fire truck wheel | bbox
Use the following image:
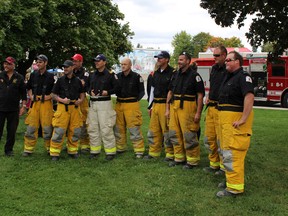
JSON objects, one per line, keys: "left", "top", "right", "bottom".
{"left": 282, "top": 93, "right": 288, "bottom": 108}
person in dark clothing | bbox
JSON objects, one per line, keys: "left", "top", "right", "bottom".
{"left": 0, "top": 57, "right": 27, "bottom": 156}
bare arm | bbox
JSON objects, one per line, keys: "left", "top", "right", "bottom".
{"left": 165, "top": 90, "right": 173, "bottom": 118}
{"left": 233, "top": 92, "right": 254, "bottom": 128}
{"left": 194, "top": 92, "right": 204, "bottom": 123}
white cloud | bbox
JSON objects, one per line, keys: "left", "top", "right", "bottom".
{"left": 113, "top": 0, "right": 253, "bottom": 52}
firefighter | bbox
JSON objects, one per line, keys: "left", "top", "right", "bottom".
{"left": 23, "top": 54, "right": 54, "bottom": 156}
{"left": 0, "top": 57, "right": 27, "bottom": 156}
{"left": 203, "top": 46, "right": 227, "bottom": 174}
{"left": 87, "top": 54, "right": 119, "bottom": 161}
{"left": 144, "top": 51, "right": 175, "bottom": 160}
{"left": 71, "top": 53, "right": 90, "bottom": 153}
{"left": 166, "top": 52, "right": 205, "bottom": 169}
{"left": 50, "top": 60, "right": 85, "bottom": 161}
{"left": 216, "top": 51, "right": 254, "bottom": 197}
{"left": 114, "top": 58, "right": 145, "bottom": 158}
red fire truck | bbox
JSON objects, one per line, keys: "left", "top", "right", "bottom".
{"left": 195, "top": 55, "right": 288, "bottom": 107}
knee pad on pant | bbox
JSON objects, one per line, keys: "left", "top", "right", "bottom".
{"left": 52, "top": 127, "right": 65, "bottom": 143}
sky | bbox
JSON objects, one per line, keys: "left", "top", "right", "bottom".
{"left": 112, "top": 0, "right": 253, "bottom": 52}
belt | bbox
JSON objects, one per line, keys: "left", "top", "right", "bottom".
{"left": 90, "top": 96, "right": 111, "bottom": 101}
{"left": 117, "top": 97, "right": 137, "bottom": 103}
{"left": 59, "top": 100, "right": 78, "bottom": 111}
{"left": 173, "top": 96, "right": 196, "bottom": 101}
{"left": 153, "top": 98, "right": 166, "bottom": 103}
{"left": 218, "top": 105, "right": 243, "bottom": 112}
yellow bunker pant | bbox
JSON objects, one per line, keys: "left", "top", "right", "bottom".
{"left": 169, "top": 99, "right": 200, "bottom": 165}
{"left": 87, "top": 100, "right": 116, "bottom": 155}
{"left": 147, "top": 100, "right": 173, "bottom": 158}
{"left": 50, "top": 103, "right": 82, "bottom": 156}
{"left": 204, "top": 103, "right": 221, "bottom": 169}
{"left": 24, "top": 99, "right": 53, "bottom": 153}
{"left": 114, "top": 99, "right": 145, "bottom": 155}
{"left": 219, "top": 107, "right": 253, "bottom": 194}
{"left": 79, "top": 96, "right": 90, "bottom": 150}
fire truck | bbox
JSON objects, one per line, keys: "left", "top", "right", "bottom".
{"left": 195, "top": 54, "right": 288, "bottom": 107}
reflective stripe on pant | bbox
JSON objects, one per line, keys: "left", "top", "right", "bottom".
{"left": 147, "top": 102, "right": 173, "bottom": 158}
{"left": 204, "top": 105, "right": 221, "bottom": 169}
{"left": 87, "top": 100, "right": 116, "bottom": 155}
{"left": 79, "top": 96, "right": 90, "bottom": 150}
{"left": 169, "top": 100, "right": 200, "bottom": 165}
{"left": 24, "top": 100, "right": 53, "bottom": 153}
{"left": 50, "top": 103, "right": 82, "bottom": 156}
{"left": 219, "top": 109, "right": 253, "bottom": 193}
{"left": 114, "top": 101, "right": 145, "bottom": 154}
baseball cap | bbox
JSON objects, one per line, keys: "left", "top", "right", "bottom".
{"left": 154, "top": 51, "right": 170, "bottom": 59}
{"left": 93, "top": 54, "right": 106, "bottom": 62}
{"left": 36, "top": 54, "right": 48, "bottom": 62}
{"left": 179, "top": 51, "right": 191, "bottom": 61}
{"left": 71, "top": 54, "right": 83, "bottom": 61}
{"left": 4, "top": 56, "right": 16, "bottom": 64}
{"left": 62, "top": 60, "right": 74, "bottom": 67}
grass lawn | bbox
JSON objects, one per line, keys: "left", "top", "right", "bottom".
{"left": 0, "top": 100, "right": 287, "bottom": 216}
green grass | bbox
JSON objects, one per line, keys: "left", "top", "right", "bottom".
{"left": 0, "top": 101, "right": 287, "bottom": 216}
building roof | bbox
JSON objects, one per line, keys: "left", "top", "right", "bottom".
{"left": 206, "top": 47, "right": 252, "bottom": 53}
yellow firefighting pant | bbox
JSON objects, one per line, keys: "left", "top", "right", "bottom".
{"left": 87, "top": 100, "right": 116, "bottom": 155}
{"left": 147, "top": 101, "right": 173, "bottom": 158}
{"left": 204, "top": 104, "right": 221, "bottom": 169}
{"left": 114, "top": 100, "right": 145, "bottom": 155}
{"left": 79, "top": 96, "right": 90, "bottom": 150}
{"left": 24, "top": 99, "right": 53, "bottom": 153}
{"left": 219, "top": 108, "right": 254, "bottom": 194}
{"left": 169, "top": 99, "right": 200, "bottom": 165}
{"left": 50, "top": 103, "right": 82, "bottom": 156}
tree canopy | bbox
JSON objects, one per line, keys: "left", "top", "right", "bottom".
{"left": 0, "top": 0, "right": 134, "bottom": 74}
{"left": 200, "top": 0, "right": 288, "bottom": 55}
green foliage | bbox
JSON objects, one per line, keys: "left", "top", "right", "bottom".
{"left": 0, "top": 101, "right": 288, "bottom": 215}
{"left": 191, "top": 32, "right": 213, "bottom": 58}
{"left": 261, "top": 42, "right": 275, "bottom": 52}
{"left": 200, "top": 0, "right": 288, "bottom": 55}
{"left": 0, "top": 0, "right": 134, "bottom": 73}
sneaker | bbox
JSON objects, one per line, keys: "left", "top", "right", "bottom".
{"left": 22, "top": 152, "right": 31, "bottom": 157}
{"left": 218, "top": 182, "right": 227, "bottom": 189}
{"left": 135, "top": 154, "right": 143, "bottom": 159}
{"left": 216, "top": 190, "right": 238, "bottom": 198}
{"left": 203, "top": 167, "right": 219, "bottom": 173}
{"left": 143, "top": 155, "right": 156, "bottom": 160}
{"left": 168, "top": 161, "right": 185, "bottom": 167}
{"left": 215, "top": 170, "right": 225, "bottom": 176}
{"left": 5, "top": 151, "right": 14, "bottom": 157}
{"left": 51, "top": 156, "right": 59, "bottom": 161}
{"left": 163, "top": 157, "right": 174, "bottom": 162}
{"left": 183, "top": 163, "right": 198, "bottom": 170}
{"left": 68, "top": 154, "right": 79, "bottom": 159}
{"left": 105, "top": 155, "right": 115, "bottom": 161}
{"left": 89, "top": 153, "right": 99, "bottom": 159}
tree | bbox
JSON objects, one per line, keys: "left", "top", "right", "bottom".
{"left": 0, "top": 0, "right": 134, "bottom": 74}
{"left": 200, "top": 0, "right": 288, "bottom": 55}
{"left": 171, "top": 31, "right": 193, "bottom": 66}
{"left": 191, "top": 32, "right": 213, "bottom": 57}
{"left": 261, "top": 42, "right": 274, "bottom": 52}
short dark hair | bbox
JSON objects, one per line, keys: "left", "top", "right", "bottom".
{"left": 229, "top": 51, "right": 243, "bottom": 66}
{"left": 218, "top": 45, "right": 227, "bottom": 56}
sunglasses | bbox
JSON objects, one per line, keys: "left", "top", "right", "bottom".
{"left": 225, "top": 58, "right": 237, "bottom": 63}
{"left": 213, "top": 54, "right": 221, "bottom": 57}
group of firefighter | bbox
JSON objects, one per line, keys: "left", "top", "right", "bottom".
{"left": 0, "top": 46, "right": 254, "bottom": 198}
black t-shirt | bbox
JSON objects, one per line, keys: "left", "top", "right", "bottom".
{"left": 26, "top": 71, "right": 54, "bottom": 95}
{"left": 116, "top": 71, "right": 144, "bottom": 100}
{"left": 169, "top": 67, "right": 205, "bottom": 96}
{"left": 52, "top": 75, "right": 84, "bottom": 100}
{"left": 219, "top": 67, "right": 254, "bottom": 106}
{"left": 88, "top": 68, "right": 119, "bottom": 96}
{"left": 73, "top": 66, "right": 89, "bottom": 92}
{"left": 151, "top": 65, "right": 174, "bottom": 98}
{"left": 209, "top": 64, "right": 226, "bottom": 101}
{"left": 0, "top": 71, "right": 27, "bottom": 111}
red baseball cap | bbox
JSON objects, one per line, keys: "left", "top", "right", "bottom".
{"left": 71, "top": 54, "right": 83, "bottom": 61}
{"left": 4, "top": 56, "right": 16, "bottom": 64}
